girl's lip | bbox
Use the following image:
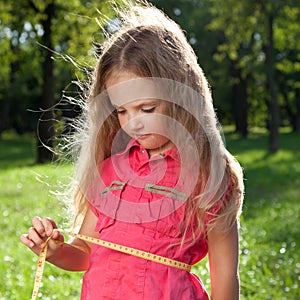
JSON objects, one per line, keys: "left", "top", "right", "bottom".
{"left": 136, "top": 134, "right": 150, "bottom": 140}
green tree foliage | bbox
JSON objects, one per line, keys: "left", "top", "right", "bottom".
{"left": 151, "top": 0, "right": 300, "bottom": 149}
{"left": 0, "top": 0, "right": 300, "bottom": 157}
{"left": 0, "top": 0, "right": 119, "bottom": 162}
{"left": 208, "top": 0, "right": 300, "bottom": 150}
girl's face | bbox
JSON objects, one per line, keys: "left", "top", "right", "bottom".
{"left": 106, "top": 71, "right": 173, "bottom": 157}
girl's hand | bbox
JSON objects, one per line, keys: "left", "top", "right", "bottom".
{"left": 20, "top": 216, "right": 64, "bottom": 258}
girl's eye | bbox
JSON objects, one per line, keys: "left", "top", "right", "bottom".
{"left": 116, "top": 109, "right": 126, "bottom": 114}
{"left": 142, "top": 107, "right": 156, "bottom": 113}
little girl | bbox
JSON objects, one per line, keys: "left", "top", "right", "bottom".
{"left": 21, "top": 2, "right": 244, "bottom": 299}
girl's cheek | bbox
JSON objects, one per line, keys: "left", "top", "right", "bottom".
{"left": 117, "top": 116, "right": 127, "bottom": 128}
{"left": 152, "top": 116, "right": 168, "bottom": 132}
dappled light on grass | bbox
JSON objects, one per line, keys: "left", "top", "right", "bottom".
{"left": 0, "top": 133, "right": 81, "bottom": 299}
{"left": 225, "top": 129, "right": 300, "bottom": 299}
{"left": 239, "top": 222, "right": 299, "bottom": 298}
{"left": 0, "top": 131, "right": 36, "bottom": 169}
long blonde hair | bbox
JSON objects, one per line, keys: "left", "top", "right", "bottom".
{"left": 70, "top": 1, "right": 244, "bottom": 238}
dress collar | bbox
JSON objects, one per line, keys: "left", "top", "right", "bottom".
{"left": 116, "top": 139, "right": 180, "bottom": 162}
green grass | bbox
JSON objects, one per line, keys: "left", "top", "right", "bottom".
{"left": 195, "top": 128, "right": 300, "bottom": 299}
{"left": 0, "top": 132, "right": 82, "bottom": 299}
{"left": 1, "top": 129, "right": 299, "bottom": 299}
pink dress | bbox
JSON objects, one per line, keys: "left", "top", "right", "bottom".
{"left": 81, "top": 140, "right": 211, "bottom": 299}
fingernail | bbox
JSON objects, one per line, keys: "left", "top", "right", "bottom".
{"left": 46, "top": 230, "right": 52, "bottom": 236}
{"left": 30, "top": 242, "right": 34, "bottom": 248}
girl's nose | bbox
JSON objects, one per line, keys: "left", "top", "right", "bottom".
{"left": 126, "top": 116, "right": 144, "bottom": 131}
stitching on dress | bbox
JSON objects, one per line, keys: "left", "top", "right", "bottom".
{"left": 145, "top": 183, "right": 187, "bottom": 201}
{"left": 101, "top": 180, "right": 126, "bottom": 197}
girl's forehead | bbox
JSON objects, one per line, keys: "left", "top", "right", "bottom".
{"left": 105, "top": 70, "right": 140, "bottom": 87}
{"left": 105, "top": 73, "right": 164, "bottom": 107}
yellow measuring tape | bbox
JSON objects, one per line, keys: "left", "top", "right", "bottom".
{"left": 31, "top": 229, "right": 192, "bottom": 299}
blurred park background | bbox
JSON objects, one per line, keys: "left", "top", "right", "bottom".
{"left": 0, "top": 0, "right": 299, "bottom": 299}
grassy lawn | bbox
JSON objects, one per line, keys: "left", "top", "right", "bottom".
{"left": 1, "top": 129, "right": 299, "bottom": 299}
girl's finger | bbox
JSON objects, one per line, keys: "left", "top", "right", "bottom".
{"left": 40, "top": 217, "right": 57, "bottom": 237}
{"left": 20, "top": 233, "right": 35, "bottom": 248}
{"left": 51, "top": 230, "right": 62, "bottom": 240}
{"left": 32, "top": 216, "right": 47, "bottom": 238}
{"left": 27, "top": 227, "right": 45, "bottom": 247}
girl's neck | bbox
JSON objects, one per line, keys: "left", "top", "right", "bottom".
{"left": 148, "top": 140, "right": 175, "bottom": 158}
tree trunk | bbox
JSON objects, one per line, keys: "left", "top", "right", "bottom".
{"left": 283, "top": 91, "right": 300, "bottom": 132}
{"left": 294, "top": 89, "right": 300, "bottom": 131}
{"left": 265, "top": 14, "right": 279, "bottom": 152}
{"left": 37, "top": 1, "right": 55, "bottom": 163}
{"left": 232, "top": 67, "right": 248, "bottom": 138}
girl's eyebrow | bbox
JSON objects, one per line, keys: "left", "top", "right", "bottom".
{"left": 113, "top": 99, "right": 159, "bottom": 109}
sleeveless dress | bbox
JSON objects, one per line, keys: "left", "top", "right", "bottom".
{"left": 81, "top": 140, "right": 212, "bottom": 299}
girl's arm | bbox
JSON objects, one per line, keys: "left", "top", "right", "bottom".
{"left": 207, "top": 222, "right": 240, "bottom": 300}
{"left": 20, "top": 207, "right": 98, "bottom": 272}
